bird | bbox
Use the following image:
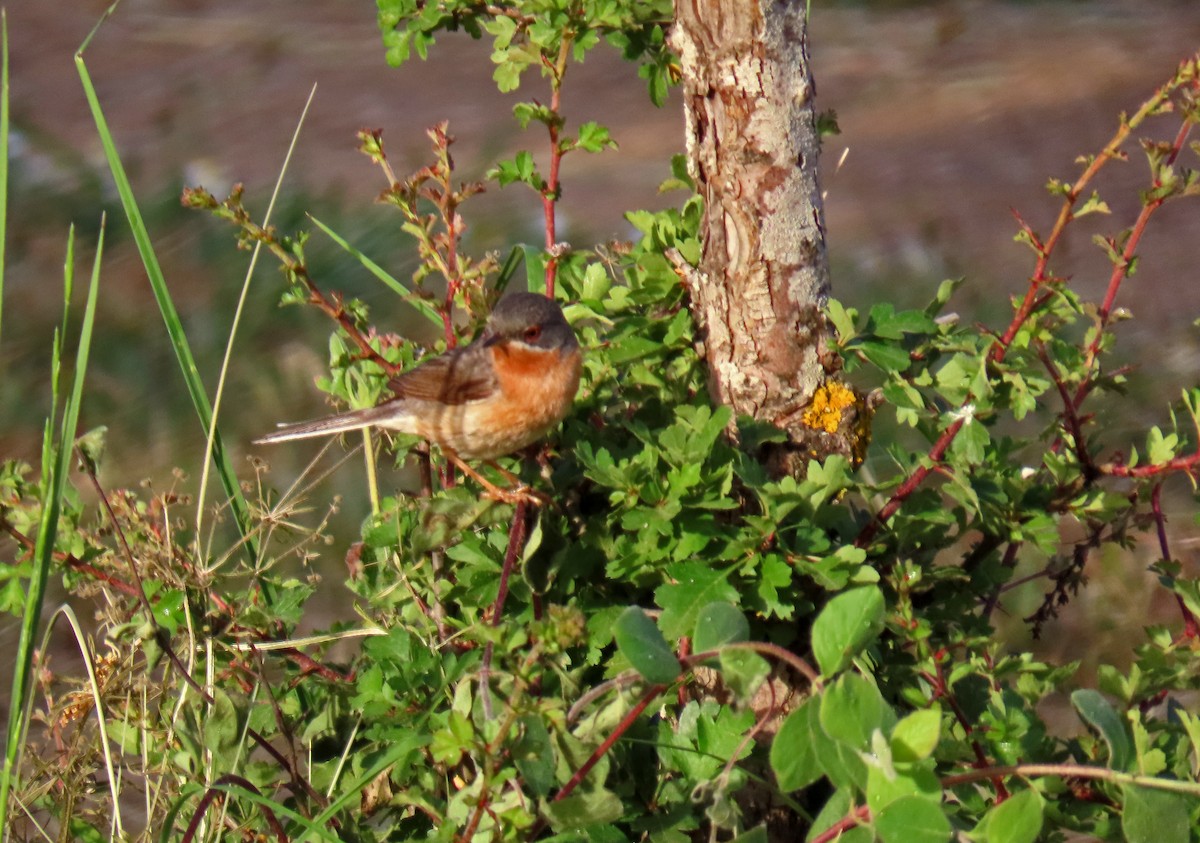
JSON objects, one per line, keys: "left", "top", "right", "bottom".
{"left": 256, "top": 292, "right": 582, "bottom": 504}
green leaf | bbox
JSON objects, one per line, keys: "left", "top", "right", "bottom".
{"left": 1146, "top": 425, "right": 1179, "bottom": 465}
{"left": 866, "top": 763, "right": 941, "bottom": 814}
{"left": 1071, "top": 689, "right": 1133, "bottom": 770}
{"left": 820, "top": 673, "right": 894, "bottom": 750}
{"left": 575, "top": 121, "right": 616, "bottom": 153}
{"left": 730, "top": 827, "right": 768, "bottom": 843}
{"left": 872, "top": 308, "right": 936, "bottom": 339}
{"left": 513, "top": 716, "right": 556, "bottom": 797}
{"left": 811, "top": 586, "right": 886, "bottom": 676}
{"left": 541, "top": 787, "right": 625, "bottom": 831}
{"left": 770, "top": 697, "right": 825, "bottom": 792}
{"left": 1121, "top": 784, "right": 1190, "bottom": 843}
{"left": 858, "top": 340, "right": 912, "bottom": 372}
{"left": 950, "top": 413, "right": 990, "bottom": 465}
{"left": 874, "top": 795, "right": 951, "bottom": 843}
{"left": 719, "top": 649, "right": 770, "bottom": 702}
{"left": 692, "top": 602, "right": 749, "bottom": 654}
{"left": 655, "top": 562, "right": 738, "bottom": 640}
{"left": 972, "top": 788, "right": 1044, "bottom": 843}
{"left": 612, "top": 607, "right": 680, "bottom": 684}
{"left": 891, "top": 707, "right": 942, "bottom": 763}
{"left": 826, "top": 299, "right": 857, "bottom": 341}
{"left": 203, "top": 689, "right": 242, "bottom": 765}
{"left": 807, "top": 788, "right": 872, "bottom": 843}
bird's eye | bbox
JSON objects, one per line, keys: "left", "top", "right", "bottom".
{"left": 523, "top": 325, "right": 542, "bottom": 342}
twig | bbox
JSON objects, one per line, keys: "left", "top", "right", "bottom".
{"left": 1150, "top": 483, "right": 1200, "bottom": 640}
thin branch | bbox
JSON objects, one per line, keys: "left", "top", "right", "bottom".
{"left": 1151, "top": 482, "right": 1200, "bottom": 640}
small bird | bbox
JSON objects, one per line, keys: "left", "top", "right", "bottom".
{"left": 256, "top": 292, "right": 582, "bottom": 503}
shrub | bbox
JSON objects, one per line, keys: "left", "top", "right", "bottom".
{"left": 3, "top": 3, "right": 1200, "bottom": 842}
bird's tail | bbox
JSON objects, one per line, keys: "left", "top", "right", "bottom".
{"left": 254, "top": 403, "right": 409, "bottom": 445}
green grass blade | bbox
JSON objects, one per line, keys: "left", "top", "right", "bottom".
{"left": 75, "top": 35, "right": 258, "bottom": 563}
{"left": 0, "top": 220, "right": 104, "bottom": 829}
{"left": 295, "top": 735, "right": 427, "bottom": 842}
{"left": 0, "top": 9, "right": 9, "bottom": 348}
{"left": 196, "top": 83, "right": 316, "bottom": 571}
{"left": 308, "top": 214, "right": 443, "bottom": 328}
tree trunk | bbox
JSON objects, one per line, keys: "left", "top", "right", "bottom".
{"left": 671, "top": 0, "right": 866, "bottom": 474}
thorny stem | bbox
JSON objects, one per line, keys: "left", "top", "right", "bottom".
{"left": 457, "top": 644, "right": 544, "bottom": 843}
{"left": 541, "top": 35, "right": 573, "bottom": 299}
{"left": 1036, "top": 341, "right": 1098, "bottom": 480}
{"left": 181, "top": 775, "right": 286, "bottom": 843}
{"left": 184, "top": 187, "right": 402, "bottom": 377}
{"left": 923, "top": 658, "right": 1009, "bottom": 800}
{"left": 480, "top": 499, "right": 531, "bottom": 718}
{"left": 809, "top": 805, "right": 872, "bottom": 843}
{"left": 1103, "top": 449, "right": 1200, "bottom": 478}
{"left": 490, "top": 500, "right": 530, "bottom": 626}
{"left": 814, "top": 760, "right": 1200, "bottom": 843}
{"left": 856, "top": 56, "right": 1200, "bottom": 548}
{"left": 993, "top": 63, "right": 1191, "bottom": 357}
{"left": 1151, "top": 483, "right": 1200, "bottom": 639}
{"left": 1093, "top": 117, "right": 1194, "bottom": 329}
{"left": 856, "top": 417, "right": 964, "bottom": 547}
{"left": 941, "top": 762, "right": 1200, "bottom": 796}
{"left": 362, "top": 125, "right": 485, "bottom": 348}
{"left": 552, "top": 682, "right": 668, "bottom": 805}
{"left": 1067, "top": 115, "right": 1197, "bottom": 404}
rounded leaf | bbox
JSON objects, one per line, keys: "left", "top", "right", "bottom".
{"left": 874, "top": 795, "right": 951, "bottom": 843}
{"left": 891, "top": 707, "right": 942, "bottom": 763}
{"left": 693, "top": 601, "right": 749, "bottom": 654}
{"left": 812, "top": 586, "right": 886, "bottom": 676}
{"left": 613, "top": 606, "right": 680, "bottom": 684}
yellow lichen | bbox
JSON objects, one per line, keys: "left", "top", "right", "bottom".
{"left": 801, "top": 381, "right": 858, "bottom": 434}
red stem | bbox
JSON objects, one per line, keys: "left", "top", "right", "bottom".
{"left": 856, "top": 67, "right": 1197, "bottom": 547}
{"left": 809, "top": 805, "right": 872, "bottom": 843}
{"left": 925, "top": 659, "right": 1009, "bottom": 800}
{"left": 1105, "top": 450, "right": 1200, "bottom": 478}
{"left": 552, "top": 682, "right": 667, "bottom": 803}
{"left": 856, "top": 417, "right": 964, "bottom": 546}
{"left": 181, "top": 775, "right": 286, "bottom": 843}
{"left": 490, "top": 500, "right": 530, "bottom": 625}
{"left": 1036, "top": 341, "right": 1097, "bottom": 479}
{"left": 1151, "top": 483, "right": 1200, "bottom": 640}
{"left": 543, "top": 85, "right": 562, "bottom": 299}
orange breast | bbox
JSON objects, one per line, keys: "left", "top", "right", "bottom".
{"left": 459, "top": 344, "right": 581, "bottom": 459}
{"left": 401, "top": 344, "right": 580, "bottom": 460}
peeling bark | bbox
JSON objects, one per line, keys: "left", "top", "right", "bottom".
{"left": 672, "top": 0, "right": 864, "bottom": 473}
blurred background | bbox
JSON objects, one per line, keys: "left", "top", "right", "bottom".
{"left": 4, "top": 0, "right": 1200, "bottom": 671}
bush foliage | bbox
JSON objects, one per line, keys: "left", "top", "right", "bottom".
{"left": 4, "top": 2, "right": 1200, "bottom": 842}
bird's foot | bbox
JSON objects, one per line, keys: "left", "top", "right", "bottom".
{"left": 483, "top": 483, "right": 552, "bottom": 508}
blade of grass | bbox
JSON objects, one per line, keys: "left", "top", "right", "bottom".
{"left": 0, "top": 9, "right": 9, "bottom": 348}
{"left": 294, "top": 735, "right": 428, "bottom": 842}
{"left": 75, "top": 14, "right": 260, "bottom": 570}
{"left": 42, "top": 604, "right": 125, "bottom": 838}
{"left": 309, "top": 214, "right": 443, "bottom": 328}
{"left": 0, "top": 220, "right": 104, "bottom": 829}
{"left": 195, "top": 83, "right": 316, "bottom": 565}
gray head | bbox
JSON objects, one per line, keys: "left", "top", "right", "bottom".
{"left": 483, "top": 292, "right": 578, "bottom": 352}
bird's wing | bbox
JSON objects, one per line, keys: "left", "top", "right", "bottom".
{"left": 387, "top": 344, "right": 497, "bottom": 404}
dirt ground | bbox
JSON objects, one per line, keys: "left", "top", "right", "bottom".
{"left": 10, "top": 1, "right": 1200, "bottom": 308}
{"left": 3, "top": 0, "right": 1200, "bottom": 674}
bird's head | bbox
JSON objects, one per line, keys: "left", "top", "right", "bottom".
{"left": 482, "top": 292, "right": 578, "bottom": 353}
